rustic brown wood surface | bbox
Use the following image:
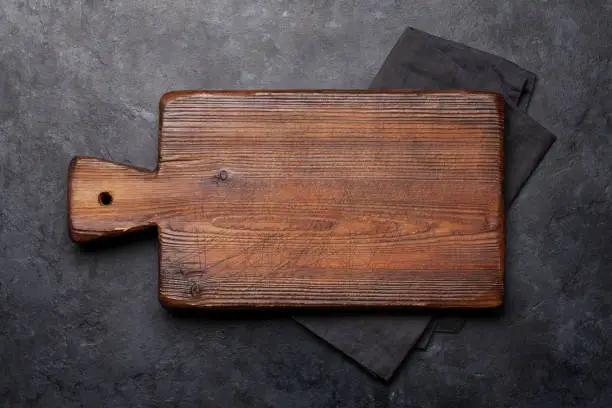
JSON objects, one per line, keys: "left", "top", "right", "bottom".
{"left": 68, "top": 90, "right": 505, "bottom": 309}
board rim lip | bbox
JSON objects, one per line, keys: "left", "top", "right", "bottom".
{"left": 159, "top": 89, "right": 505, "bottom": 109}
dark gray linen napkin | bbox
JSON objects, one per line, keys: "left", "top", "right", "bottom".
{"left": 295, "top": 27, "right": 556, "bottom": 380}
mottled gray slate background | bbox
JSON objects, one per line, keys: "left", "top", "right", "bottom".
{"left": 1, "top": 1, "right": 611, "bottom": 407}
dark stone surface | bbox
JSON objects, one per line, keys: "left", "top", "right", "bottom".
{"left": 1, "top": 1, "right": 611, "bottom": 407}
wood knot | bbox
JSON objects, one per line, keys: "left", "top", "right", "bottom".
{"left": 189, "top": 281, "right": 203, "bottom": 297}
{"left": 213, "top": 169, "right": 231, "bottom": 184}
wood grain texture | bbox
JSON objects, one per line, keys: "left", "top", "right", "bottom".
{"left": 68, "top": 90, "right": 505, "bottom": 309}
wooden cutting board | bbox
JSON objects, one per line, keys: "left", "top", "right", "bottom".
{"left": 68, "top": 90, "right": 504, "bottom": 309}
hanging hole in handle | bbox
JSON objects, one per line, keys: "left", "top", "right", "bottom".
{"left": 98, "top": 191, "right": 113, "bottom": 206}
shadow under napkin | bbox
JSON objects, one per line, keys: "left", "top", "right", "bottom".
{"left": 295, "top": 27, "right": 556, "bottom": 381}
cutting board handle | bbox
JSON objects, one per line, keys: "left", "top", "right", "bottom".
{"left": 68, "top": 157, "right": 159, "bottom": 242}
